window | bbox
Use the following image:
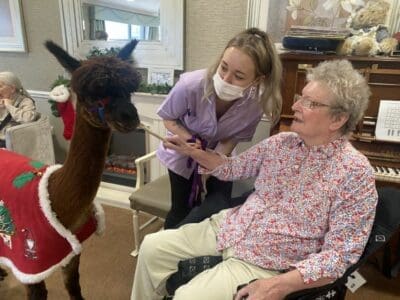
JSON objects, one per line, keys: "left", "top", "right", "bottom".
{"left": 105, "top": 20, "right": 129, "bottom": 40}
{"left": 104, "top": 21, "right": 159, "bottom": 41}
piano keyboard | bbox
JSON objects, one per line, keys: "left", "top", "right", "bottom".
{"left": 373, "top": 165, "right": 400, "bottom": 183}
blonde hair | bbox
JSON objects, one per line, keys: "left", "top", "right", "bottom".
{"left": 307, "top": 60, "right": 371, "bottom": 134}
{"left": 204, "top": 28, "right": 282, "bottom": 125}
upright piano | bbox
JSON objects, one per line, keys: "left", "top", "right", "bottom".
{"left": 278, "top": 53, "right": 400, "bottom": 188}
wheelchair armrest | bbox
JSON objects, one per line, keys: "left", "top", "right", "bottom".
{"left": 284, "top": 279, "right": 346, "bottom": 300}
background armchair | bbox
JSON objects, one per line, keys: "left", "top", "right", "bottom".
{"left": 5, "top": 115, "right": 55, "bottom": 165}
{"left": 129, "top": 150, "right": 171, "bottom": 257}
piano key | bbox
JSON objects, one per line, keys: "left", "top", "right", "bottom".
{"left": 388, "top": 167, "right": 397, "bottom": 176}
{"left": 374, "top": 165, "right": 400, "bottom": 183}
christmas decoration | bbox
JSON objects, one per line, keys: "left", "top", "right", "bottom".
{"left": 48, "top": 76, "right": 76, "bottom": 140}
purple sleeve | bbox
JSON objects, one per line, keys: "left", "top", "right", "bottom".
{"left": 157, "top": 76, "right": 189, "bottom": 120}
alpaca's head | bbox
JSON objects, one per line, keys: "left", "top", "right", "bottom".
{"left": 45, "top": 40, "right": 141, "bottom": 132}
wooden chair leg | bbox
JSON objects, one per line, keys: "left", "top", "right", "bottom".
{"left": 130, "top": 209, "right": 162, "bottom": 257}
{"left": 131, "top": 209, "right": 140, "bottom": 257}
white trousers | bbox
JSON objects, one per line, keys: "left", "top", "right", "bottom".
{"left": 131, "top": 210, "right": 279, "bottom": 300}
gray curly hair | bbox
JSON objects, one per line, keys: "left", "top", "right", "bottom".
{"left": 307, "top": 60, "right": 371, "bottom": 134}
{"left": 0, "top": 71, "right": 31, "bottom": 99}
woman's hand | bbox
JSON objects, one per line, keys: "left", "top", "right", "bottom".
{"left": 0, "top": 98, "right": 12, "bottom": 106}
{"left": 0, "top": 98, "right": 12, "bottom": 108}
{"left": 234, "top": 278, "right": 287, "bottom": 300}
{"left": 164, "top": 135, "right": 225, "bottom": 170}
{"left": 163, "top": 135, "right": 201, "bottom": 155}
{"left": 193, "top": 138, "right": 202, "bottom": 149}
{"left": 234, "top": 270, "right": 331, "bottom": 300}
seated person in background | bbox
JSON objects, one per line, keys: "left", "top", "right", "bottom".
{"left": 0, "top": 71, "right": 39, "bottom": 148}
{"left": 131, "top": 60, "right": 378, "bottom": 300}
{"left": 157, "top": 27, "right": 282, "bottom": 229}
{"left": 95, "top": 30, "right": 108, "bottom": 40}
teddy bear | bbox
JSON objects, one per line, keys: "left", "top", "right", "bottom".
{"left": 337, "top": 0, "right": 398, "bottom": 56}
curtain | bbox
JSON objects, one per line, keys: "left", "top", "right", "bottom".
{"left": 88, "top": 6, "right": 105, "bottom": 40}
{"left": 145, "top": 27, "right": 159, "bottom": 40}
{"left": 387, "top": 0, "right": 400, "bottom": 35}
{"left": 94, "top": 6, "right": 160, "bottom": 27}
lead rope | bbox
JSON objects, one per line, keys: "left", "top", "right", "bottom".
{"left": 186, "top": 135, "right": 207, "bottom": 208}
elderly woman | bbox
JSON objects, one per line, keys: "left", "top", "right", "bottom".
{"left": 0, "top": 71, "right": 39, "bottom": 148}
{"left": 131, "top": 60, "right": 378, "bottom": 300}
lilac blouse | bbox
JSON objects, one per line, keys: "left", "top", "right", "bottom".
{"left": 156, "top": 69, "right": 263, "bottom": 178}
{"left": 208, "top": 132, "right": 378, "bottom": 283}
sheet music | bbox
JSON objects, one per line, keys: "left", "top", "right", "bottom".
{"left": 375, "top": 100, "right": 400, "bottom": 142}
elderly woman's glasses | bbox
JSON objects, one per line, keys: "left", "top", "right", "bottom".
{"left": 293, "top": 94, "right": 332, "bottom": 109}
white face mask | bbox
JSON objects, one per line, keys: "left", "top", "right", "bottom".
{"left": 213, "top": 72, "right": 247, "bottom": 102}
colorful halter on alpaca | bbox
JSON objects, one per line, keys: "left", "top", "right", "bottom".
{"left": 88, "top": 97, "right": 110, "bottom": 125}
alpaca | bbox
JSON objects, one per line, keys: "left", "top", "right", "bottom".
{"left": 0, "top": 40, "right": 142, "bottom": 299}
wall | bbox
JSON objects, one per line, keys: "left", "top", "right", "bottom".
{"left": 0, "top": 0, "right": 249, "bottom": 160}
{"left": 0, "top": 0, "right": 248, "bottom": 89}
{"left": 0, "top": 0, "right": 65, "bottom": 90}
{"left": 185, "top": 0, "right": 248, "bottom": 70}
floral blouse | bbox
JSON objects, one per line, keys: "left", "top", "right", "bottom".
{"left": 209, "top": 132, "right": 378, "bottom": 283}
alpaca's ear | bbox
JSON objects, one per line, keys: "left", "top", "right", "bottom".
{"left": 117, "top": 39, "right": 139, "bottom": 61}
{"left": 45, "top": 40, "right": 81, "bottom": 73}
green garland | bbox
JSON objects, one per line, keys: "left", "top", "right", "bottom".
{"left": 137, "top": 82, "right": 172, "bottom": 94}
{"left": 86, "top": 46, "right": 122, "bottom": 58}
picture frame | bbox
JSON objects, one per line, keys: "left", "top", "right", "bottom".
{"left": 147, "top": 67, "right": 174, "bottom": 86}
{"left": 0, "top": 0, "right": 27, "bottom": 52}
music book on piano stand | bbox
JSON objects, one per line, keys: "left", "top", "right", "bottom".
{"left": 375, "top": 100, "right": 400, "bottom": 143}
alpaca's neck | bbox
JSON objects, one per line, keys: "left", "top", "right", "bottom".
{"left": 48, "top": 105, "right": 111, "bottom": 229}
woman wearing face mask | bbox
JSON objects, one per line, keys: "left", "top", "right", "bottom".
{"left": 157, "top": 27, "right": 282, "bottom": 229}
{"left": 0, "top": 71, "right": 39, "bottom": 148}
